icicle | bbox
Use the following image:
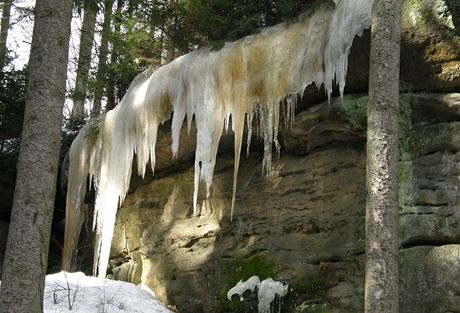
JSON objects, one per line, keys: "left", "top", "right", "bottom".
{"left": 63, "top": 0, "right": 372, "bottom": 277}
{"left": 246, "top": 112, "right": 254, "bottom": 157}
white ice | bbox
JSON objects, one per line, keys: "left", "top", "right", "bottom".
{"left": 63, "top": 0, "right": 372, "bottom": 278}
{"left": 257, "top": 278, "right": 289, "bottom": 313}
{"left": 227, "top": 275, "right": 261, "bottom": 301}
{"left": 227, "top": 276, "right": 289, "bottom": 313}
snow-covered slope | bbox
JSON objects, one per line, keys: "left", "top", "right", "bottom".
{"left": 44, "top": 272, "right": 172, "bottom": 313}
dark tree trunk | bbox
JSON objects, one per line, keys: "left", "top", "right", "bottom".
{"left": 0, "top": 0, "right": 73, "bottom": 311}
{"left": 365, "top": 0, "right": 402, "bottom": 312}
{"left": 70, "top": 0, "right": 97, "bottom": 122}
{"left": 105, "top": 0, "right": 123, "bottom": 112}
{"left": 91, "top": 0, "right": 113, "bottom": 118}
{"left": 446, "top": 0, "right": 460, "bottom": 31}
{"left": 0, "top": 0, "right": 13, "bottom": 71}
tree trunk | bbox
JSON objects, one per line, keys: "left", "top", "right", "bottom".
{"left": 91, "top": 0, "right": 113, "bottom": 118}
{"left": 446, "top": 0, "right": 460, "bottom": 31}
{"left": 70, "top": 0, "right": 97, "bottom": 122}
{"left": 0, "top": 0, "right": 72, "bottom": 311}
{"left": 0, "top": 0, "right": 13, "bottom": 71}
{"left": 105, "top": 0, "right": 123, "bottom": 112}
{"left": 365, "top": 1, "right": 401, "bottom": 313}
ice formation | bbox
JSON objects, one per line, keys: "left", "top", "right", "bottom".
{"left": 63, "top": 0, "right": 372, "bottom": 278}
{"left": 257, "top": 278, "right": 289, "bottom": 313}
{"left": 227, "top": 275, "right": 261, "bottom": 301}
{"left": 227, "top": 276, "right": 288, "bottom": 313}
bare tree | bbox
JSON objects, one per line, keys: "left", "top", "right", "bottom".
{"left": 365, "top": 0, "right": 402, "bottom": 312}
{"left": 0, "top": 0, "right": 73, "bottom": 311}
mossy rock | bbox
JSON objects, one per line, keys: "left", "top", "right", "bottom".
{"left": 283, "top": 274, "right": 330, "bottom": 312}
{"left": 402, "top": 0, "right": 455, "bottom": 29}
{"left": 217, "top": 253, "right": 281, "bottom": 312}
{"left": 293, "top": 302, "right": 330, "bottom": 313}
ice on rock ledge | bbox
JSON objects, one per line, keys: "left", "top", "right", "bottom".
{"left": 63, "top": 0, "right": 372, "bottom": 278}
{"left": 227, "top": 275, "right": 261, "bottom": 301}
{"left": 227, "top": 276, "right": 289, "bottom": 313}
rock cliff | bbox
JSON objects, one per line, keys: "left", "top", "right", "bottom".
{"left": 102, "top": 1, "right": 460, "bottom": 312}
{"left": 109, "top": 92, "right": 459, "bottom": 313}
{"left": 0, "top": 1, "right": 457, "bottom": 311}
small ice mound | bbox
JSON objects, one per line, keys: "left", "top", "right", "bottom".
{"left": 227, "top": 276, "right": 288, "bottom": 313}
{"left": 257, "top": 278, "right": 288, "bottom": 313}
{"left": 227, "top": 275, "right": 261, "bottom": 301}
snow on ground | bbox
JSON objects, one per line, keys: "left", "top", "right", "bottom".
{"left": 44, "top": 271, "right": 172, "bottom": 313}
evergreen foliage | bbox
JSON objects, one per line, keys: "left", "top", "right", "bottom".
{"left": 96, "top": 0, "right": 330, "bottom": 113}
{"left": 0, "top": 68, "right": 27, "bottom": 153}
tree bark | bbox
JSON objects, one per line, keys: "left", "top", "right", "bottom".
{"left": 0, "top": 0, "right": 73, "bottom": 312}
{"left": 105, "top": 0, "right": 123, "bottom": 112}
{"left": 70, "top": 0, "right": 97, "bottom": 122}
{"left": 446, "top": 0, "right": 460, "bottom": 31}
{"left": 0, "top": 0, "right": 13, "bottom": 71}
{"left": 365, "top": 1, "right": 401, "bottom": 313}
{"left": 91, "top": 0, "right": 113, "bottom": 118}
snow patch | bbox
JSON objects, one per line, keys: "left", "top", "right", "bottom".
{"left": 44, "top": 271, "right": 172, "bottom": 313}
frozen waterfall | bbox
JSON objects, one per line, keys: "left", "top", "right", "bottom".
{"left": 63, "top": 0, "right": 372, "bottom": 278}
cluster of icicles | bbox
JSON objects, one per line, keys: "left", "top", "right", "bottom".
{"left": 63, "top": 0, "right": 372, "bottom": 278}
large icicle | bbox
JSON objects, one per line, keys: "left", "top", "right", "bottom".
{"left": 63, "top": 0, "right": 372, "bottom": 278}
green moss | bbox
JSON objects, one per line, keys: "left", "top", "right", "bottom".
{"left": 214, "top": 255, "right": 333, "bottom": 312}
{"left": 402, "top": 0, "right": 451, "bottom": 29}
{"left": 340, "top": 96, "right": 368, "bottom": 131}
{"left": 218, "top": 254, "right": 280, "bottom": 312}
{"left": 284, "top": 275, "right": 327, "bottom": 311}
{"left": 399, "top": 96, "right": 413, "bottom": 161}
{"left": 226, "top": 254, "right": 280, "bottom": 285}
{"left": 153, "top": 178, "right": 177, "bottom": 200}
{"left": 399, "top": 161, "right": 413, "bottom": 185}
{"left": 399, "top": 160, "right": 414, "bottom": 208}
{"left": 301, "top": 303, "right": 330, "bottom": 313}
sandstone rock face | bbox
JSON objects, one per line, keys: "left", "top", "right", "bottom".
{"left": 106, "top": 2, "right": 460, "bottom": 311}
{"left": 110, "top": 93, "right": 460, "bottom": 313}
{"left": 341, "top": 0, "right": 460, "bottom": 98}
{"left": 400, "top": 245, "right": 460, "bottom": 313}
{"left": 87, "top": 1, "right": 460, "bottom": 312}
